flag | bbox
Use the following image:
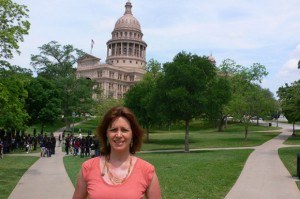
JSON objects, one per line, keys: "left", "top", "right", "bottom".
{"left": 91, "top": 39, "right": 95, "bottom": 49}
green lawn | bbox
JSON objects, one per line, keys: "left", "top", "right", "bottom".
{"left": 64, "top": 149, "right": 253, "bottom": 199}
{"left": 278, "top": 147, "right": 300, "bottom": 189}
{"left": 0, "top": 156, "right": 38, "bottom": 199}
{"left": 279, "top": 130, "right": 300, "bottom": 190}
{"left": 283, "top": 130, "right": 300, "bottom": 145}
{"left": 142, "top": 129, "right": 280, "bottom": 151}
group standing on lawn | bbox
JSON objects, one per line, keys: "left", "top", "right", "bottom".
{"left": 63, "top": 131, "right": 100, "bottom": 158}
{"left": 0, "top": 128, "right": 56, "bottom": 157}
{"left": 0, "top": 127, "right": 99, "bottom": 159}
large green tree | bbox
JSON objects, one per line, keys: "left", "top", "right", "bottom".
{"left": 0, "top": 65, "right": 31, "bottom": 130}
{"left": 156, "top": 52, "right": 216, "bottom": 152}
{"left": 0, "top": 0, "right": 30, "bottom": 61}
{"left": 30, "top": 41, "right": 97, "bottom": 129}
{"left": 277, "top": 80, "right": 300, "bottom": 135}
{"left": 25, "top": 76, "right": 61, "bottom": 126}
{"left": 125, "top": 59, "right": 162, "bottom": 142}
{"left": 206, "top": 72, "right": 232, "bottom": 131}
{"left": 224, "top": 61, "right": 276, "bottom": 140}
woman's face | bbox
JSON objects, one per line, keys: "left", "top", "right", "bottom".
{"left": 107, "top": 117, "right": 133, "bottom": 154}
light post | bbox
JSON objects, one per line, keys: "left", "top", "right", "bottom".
{"left": 72, "top": 111, "right": 76, "bottom": 135}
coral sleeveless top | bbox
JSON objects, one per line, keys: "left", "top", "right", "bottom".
{"left": 81, "top": 156, "right": 154, "bottom": 199}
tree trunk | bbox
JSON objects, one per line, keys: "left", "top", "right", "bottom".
{"left": 184, "top": 120, "right": 190, "bottom": 152}
{"left": 64, "top": 117, "right": 71, "bottom": 131}
{"left": 292, "top": 122, "right": 296, "bottom": 136}
{"left": 218, "top": 115, "right": 226, "bottom": 132}
{"left": 244, "top": 125, "right": 248, "bottom": 141}
{"left": 256, "top": 118, "right": 259, "bottom": 125}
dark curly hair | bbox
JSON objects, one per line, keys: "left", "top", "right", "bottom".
{"left": 97, "top": 106, "right": 144, "bottom": 155}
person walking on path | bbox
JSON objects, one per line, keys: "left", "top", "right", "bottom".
{"left": 8, "top": 131, "right": 74, "bottom": 199}
{"left": 225, "top": 123, "right": 300, "bottom": 199}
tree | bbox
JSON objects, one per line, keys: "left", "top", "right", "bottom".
{"left": 221, "top": 60, "right": 272, "bottom": 140}
{"left": 206, "top": 72, "right": 232, "bottom": 131}
{"left": 157, "top": 52, "right": 216, "bottom": 152}
{"left": 0, "top": 0, "right": 30, "bottom": 60}
{"left": 0, "top": 65, "right": 31, "bottom": 130}
{"left": 95, "top": 98, "right": 124, "bottom": 120}
{"left": 252, "top": 88, "right": 278, "bottom": 125}
{"left": 31, "top": 41, "right": 96, "bottom": 129}
{"left": 25, "top": 77, "right": 61, "bottom": 127}
{"left": 125, "top": 59, "right": 162, "bottom": 142}
{"left": 277, "top": 80, "right": 300, "bottom": 135}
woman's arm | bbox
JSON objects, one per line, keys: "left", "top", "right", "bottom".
{"left": 146, "top": 172, "right": 162, "bottom": 199}
{"left": 72, "top": 169, "right": 88, "bottom": 199}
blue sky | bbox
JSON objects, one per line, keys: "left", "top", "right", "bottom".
{"left": 11, "top": 0, "right": 300, "bottom": 97}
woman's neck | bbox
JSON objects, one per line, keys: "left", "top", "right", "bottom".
{"left": 108, "top": 151, "right": 131, "bottom": 163}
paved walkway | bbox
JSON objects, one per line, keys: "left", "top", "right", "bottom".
{"left": 225, "top": 122, "right": 300, "bottom": 199}
{"left": 8, "top": 131, "right": 74, "bottom": 199}
{"left": 7, "top": 122, "right": 300, "bottom": 199}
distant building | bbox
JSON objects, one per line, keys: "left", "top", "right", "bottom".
{"left": 76, "top": 1, "right": 147, "bottom": 99}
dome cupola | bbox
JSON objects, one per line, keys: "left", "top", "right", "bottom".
{"left": 106, "top": 0, "right": 147, "bottom": 69}
{"left": 114, "top": 1, "right": 141, "bottom": 32}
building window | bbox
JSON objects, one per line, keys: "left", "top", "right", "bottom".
{"left": 118, "top": 84, "right": 122, "bottom": 91}
{"left": 109, "top": 83, "right": 114, "bottom": 90}
{"left": 130, "top": 75, "right": 134, "bottom": 82}
{"left": 118, "top": 74, "right": 122, "bottom": 80}
{"left": 109, "top": 71, "right": 115, "bottom": 78}
{"left": 97, "top": 71, "right": 102, "bottom": 78}
{"left": 123, "top": 60, "right": 125, "bottom": 63}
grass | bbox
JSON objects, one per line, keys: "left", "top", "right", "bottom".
{"left": 0, "top": 156, "right": 38, "bottom": 199}
{"left": 64, "top": 149, "right": 253, "bottom": 199}
{"left": 26, "top": 120, "right": 66, "bottom": 135}
{"left": 283, "top": 130, "right": 300, "bottom": 145}
{"left": 73, "top": 118, "right": 281, "bottom": 151}
{"left": 72, "top": 118, "right": 100, "bottom": 135}
{"left": 278, "top": 147, "right": 300, "bottom": 189}
{"left": 142, "top": 123, "right": 280, "bottom": 151}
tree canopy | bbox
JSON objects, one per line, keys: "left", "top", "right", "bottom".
{"left": 30, "top": 41, "right": 97, "bottom": 129}
{"left": 277, "top": 80, "right": 300, "bottom": 135}
{"left": 156, "top": 52, "right": 217, "bottom": 152}
{"left": 0, "top": 65, "right": 32, "bottom": 130}
{"left": 0, "top": 0, "right": 30, "bottom": 61}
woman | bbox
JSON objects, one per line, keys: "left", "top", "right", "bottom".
{"left": 73, "top": 106, "right": 161, "bottom": 199}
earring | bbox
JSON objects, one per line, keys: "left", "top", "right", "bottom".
{"left": 130, "top": 139, "right": 133, "bottom": 148}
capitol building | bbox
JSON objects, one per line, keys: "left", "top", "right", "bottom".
{"left": 76, "top": 1, "right": 216, "bottom": 99}
{"left": 76, "top": 1, "right": 147, "bottom": 99}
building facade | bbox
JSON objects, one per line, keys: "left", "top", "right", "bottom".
{"left": 76, "top": 1, "right": 147, "bottom": 99}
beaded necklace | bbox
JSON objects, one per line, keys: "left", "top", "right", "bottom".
{"left": 102, "top": 155, "right": 132, "bottom": 185}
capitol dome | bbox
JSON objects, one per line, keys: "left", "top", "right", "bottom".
{"left": 114, "top": 1, "right": 141, "bottom": 32}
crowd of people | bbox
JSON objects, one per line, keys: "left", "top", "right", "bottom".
{"left": 63, "top": 131, "right": 100, "bottom": 158}
{"left": 0, "top": 128, "right": 100, "bottom": 159}
{"left": 0, "top": 128, "right": 58, "bottom": 157}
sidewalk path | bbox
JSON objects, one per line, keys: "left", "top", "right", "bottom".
{"left": 225, "top": 123, "right": 300, "bottom": 199}
{"left": 8, "top": 131, "right": 74, "bottom": 199}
